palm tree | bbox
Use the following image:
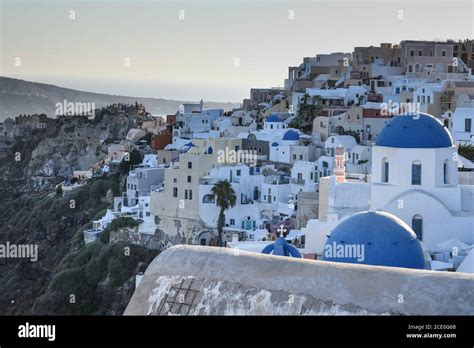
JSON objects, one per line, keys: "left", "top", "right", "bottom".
{"left": 210, "top": 180, "right": 236, "bottom": 247}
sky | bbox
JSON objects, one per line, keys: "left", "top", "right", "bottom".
{"left": 0, "top": 0, "right": 473, "bottom": 102}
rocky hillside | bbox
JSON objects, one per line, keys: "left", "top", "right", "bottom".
{"left": 0, "top": 76, "right": 240, "bottom": 121}
{"left": 0, "top": 109, "right": 159, "bottom": 315}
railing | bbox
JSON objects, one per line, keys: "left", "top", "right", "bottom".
{"left": 290, "top": 178, "right": 305, "bottom": 185}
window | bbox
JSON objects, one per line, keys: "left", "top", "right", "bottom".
{"left": 410, "top": 50, "right": 415, "bottom": 56}
{"left": 412, "top": 215, "right": 423, "bottom": 240}
{"left": 230, "top": 219, "right": 235, "bottom": 225}
{"left": 187, "top": 175, "right": 191, "bottom": 183}
{"left": 202, "top": 194, "right": 215, "bottom": 203}
{"left": 189, "top": 190, "right": 192, "bottom": 200}
{"left": 443, "top": 160, "right": 449, "bottom": 184}
{"left": 441, "top": 50, "right": 446, "bottom": 57}
{"left": 418, "top": 50, "right": 422, "bottom": 56}
{"left": 184, "top": 189, "right": 188, "bottom": 199}
{"left": 465, "top": 118, "right": 472, "bottom": 132}
{"left": 254, "top": 187, "right": 259, "bottom": 201}
{"left": 173, "top": 178, "right": 177, "bottom": 183}
{"left": 412, "top": 161, "right": 422, "bottom": 185}
{"left": 236, "top": 170, "right": 241, "bottom": 176}
{"left": 188, "top": 162, "right": 192, "bottom": 169}
{"left": 299, "top": 155, "right": 303, "bottom": 160}
{"left": 382, "top": 158, "right": 389, "bottom": 183}
{"left": 173, "top": 187, "right": 178, "bottom": 197}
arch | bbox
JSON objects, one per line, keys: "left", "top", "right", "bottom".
{"left": 202, "top": 194, "right": 215, "bottom": 204}
{"left": 412, "top": 214, "right": 423, "bottom": 240}
{"left": 411, "top": 160, "right": 422, "bottom": 185}
{"left": 385, "top": 189, "right": 453, "bottom": 217}
{"left": 415, "top": 63, "right": 421, "bottom": 73}
{"left": 335, "top": 126, "right": 345, "bottom": 135}
{"left": 207, "top": 146, "right": 213, "bottom": 154}
{"left": 381, "top": 157, "right": 389, "bottom": 183}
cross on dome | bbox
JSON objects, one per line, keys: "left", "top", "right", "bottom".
{"left": 277, "top": 224, "right": 287, "bottom": 237}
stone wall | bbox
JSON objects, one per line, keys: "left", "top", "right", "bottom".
{"left": 125, "top": 245, "right": 474, "bottom": 315}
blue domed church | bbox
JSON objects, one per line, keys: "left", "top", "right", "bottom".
{"left": 322, "top": 210, "right": 425, "bottom": 269}
{"left": 371, "top": 113, "right": 473, "bottom": 251}
{"left": 304, "top": 112, "right": 473, "bottom": 261}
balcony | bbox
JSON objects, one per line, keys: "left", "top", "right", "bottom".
{"left": 290, "top": 178, "right": 305, "bottom": 185}
{"left": 264, "top": 177, "right": 290, "bottom": 185}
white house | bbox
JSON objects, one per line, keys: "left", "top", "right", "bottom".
{"left": 449, "top": 107, "right": 473, "bottom": 144}
{"left": 198, "top": 164, "right": 264, "bottom": 231}
{"left": 324, "top": 135, "right": 357, "bottom": 157}
{"left": 290, "top": 161, "right": 318, "bottom": 197}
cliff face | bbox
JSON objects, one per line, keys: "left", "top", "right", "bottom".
{"left": 0, "top": 109, "right": 158, "bottom": 315}
{"left": 25, "top": 114, "right": 130, "bottom": 178}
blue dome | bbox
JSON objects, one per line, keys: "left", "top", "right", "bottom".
{"left": 376, "top": 113, "right": 453, "bottom": 148}
{"left": 322, "top": 211, "right": 425, "bottom": 269}
{"left": 262, "top": 237, "right": 302, "bottom": 258}
{"left": 266, "top": 114, "right": 283, "bottom": 123}
{"left": 282, "top": 130, "right": 300, "bottom": 141}
{"left": 271, "top": 142, "right": 279, "bottom": 147}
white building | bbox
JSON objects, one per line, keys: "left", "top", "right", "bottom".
{"left": 306, "top": 86, "right": 368, "bottom": 106}
{"left": 290, "top": 161, "right": 318, "bottom": 196}
{"left": 449, "top": 107, "right": 473, "bottom": 144}
{"left": 198, "top": 164, "right": 264, "bottom": 231}
{"left": 324, "top": 135, "right": 357, "bottom": 157}
{"left": 125, "top": 166, "right": 164, "bottom": 206}
{"left": 346, "top": 145, "right": 372, "bottom": 174}
{"left": 303, "top": 113, "right": 474, "bottom": 255}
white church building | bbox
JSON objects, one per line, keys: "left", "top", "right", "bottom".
{"left": 303, "top": 113, "right": 474, "bottom": 254}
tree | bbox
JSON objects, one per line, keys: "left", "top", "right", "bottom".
{"left": 55, "top": 185, "right": 63, "bottom": 197}
{"left": 210, "top": 180, "right": 236, "bottom": 247}
{"left": 119, "top": 150, "right": 142, "bottom": 175}
{"left": 458, "top": 142, "right": 474, "bottom": 162}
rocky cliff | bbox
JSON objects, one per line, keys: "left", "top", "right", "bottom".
{"left": 0, "top": 107, "right": 159, "bottom": 315}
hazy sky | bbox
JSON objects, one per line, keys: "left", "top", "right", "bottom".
{"left": 1, "top": 0, "right": 473, "bottom": 101}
